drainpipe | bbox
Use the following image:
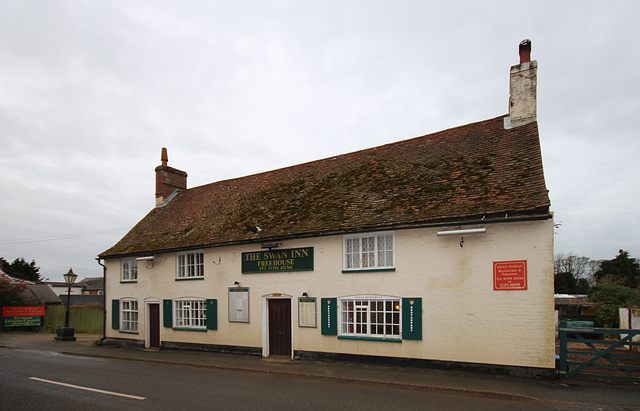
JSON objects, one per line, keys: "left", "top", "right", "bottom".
{"left": 96, "top": 258, "right": 107, "bottom": 342}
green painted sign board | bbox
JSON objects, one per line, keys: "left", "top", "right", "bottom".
{"left": 321, "top": 298, "right": 337, "bottom": 335}
{"left": 242, "top": 247, "right": 314, "bottom": 273}
{"left": 402, "top": 298, "right": 422, "bottom": 340}
{"left": 4, "top": 316, "right": 42, "bottom": 327}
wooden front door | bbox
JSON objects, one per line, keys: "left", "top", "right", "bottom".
{"left": 268, "top": 299, "right": 291, "bottom": 356}
{"left": 148, "top": 303, "right": 160, "bottom": 349}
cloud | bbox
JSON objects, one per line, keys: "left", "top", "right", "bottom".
{"left": 1, "top": 1, "right": 639, "bottom": 280}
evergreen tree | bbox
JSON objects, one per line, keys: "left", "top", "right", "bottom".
{"left": 575, "top": 278, "right": 590, "bottom": 294}
{"left": 595, "top": 250, "right": 640, "bottom": 289}
{"left": 554, "top": 272, "right": 577, "bottom": 294}
{"left": 554, "top": 271, "right": 591, "bottom": 294}
{"left": 2, "top": 257, "right": 42, "bottom": 283}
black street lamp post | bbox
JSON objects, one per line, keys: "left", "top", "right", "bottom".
{"left": 55, "top": 268, "right": 78, "bottom": 342}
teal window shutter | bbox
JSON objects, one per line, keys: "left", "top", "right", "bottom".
{"left": 163, "top": 299, "right": 173, "bottom": 328}
{"left": 321, "top": 298, "right": 337, "bottom": 335}
{"left": 402, "top": 298, "right": 422, "bottom": 340}
{"left": 206, "top": 299, "right": 217, "bottom": 330}
{"left": 111, "top": 299, "right": 120, "bottom": 330}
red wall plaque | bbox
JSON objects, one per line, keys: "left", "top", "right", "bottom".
{"left": 2, "top": 306, "right": 45, "bottom": 317}
{"left": 493, "top": 260, "right": 527, "bottom": 290}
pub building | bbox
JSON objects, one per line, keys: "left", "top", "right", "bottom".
{"left": 99, "top": 40, "right": 554, "bottom": 377}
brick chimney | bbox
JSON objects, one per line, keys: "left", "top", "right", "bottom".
{"left": 505, "top": 39, "right": 537, "bottom": 129}
{"left": 155, "top": 147, "right": 187, "bottom": 206}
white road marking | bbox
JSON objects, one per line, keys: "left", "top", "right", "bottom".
{"left": 29, "top": 377, "right": 146, "bottom": 400}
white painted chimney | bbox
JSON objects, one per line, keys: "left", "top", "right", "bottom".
{"left": 505, "top": 39, "right": 537, "bottom": 129}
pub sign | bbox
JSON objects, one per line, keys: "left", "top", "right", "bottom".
{"left": 242, "top": 247, "right": 313, "bottom": 273}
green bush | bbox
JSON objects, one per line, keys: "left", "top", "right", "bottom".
{"left": 588, "top": 284, "right": 640, "bottom": 328}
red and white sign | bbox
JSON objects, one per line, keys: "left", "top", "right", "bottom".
{"left": 2, "top": 306, "right": 45, "bottom": 317}
{"left": 493, "top": 260, "right": 527, "bottom": 290}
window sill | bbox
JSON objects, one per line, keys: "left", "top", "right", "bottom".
{"left": 338, "top": 335, "right": 401, "bottom": 342}
{"left": 119, "top": 330, "right": 139, "bottom": 335}
{"left": 120, "top": 280, "right": 138, "bottom": 284}
{"left": 342, "top": 268, "right": 396, "bottom": 273}
{"left": 175, "top": 277, "right": 204, "bottom": 281}
{"left": 172, "top": 327, "right": 207, "bottom": 332}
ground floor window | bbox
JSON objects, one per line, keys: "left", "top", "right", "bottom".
{"left": 174, "top": 299, "right": 206, "bottom": 329}
{"left": 121, "top": 299, "right": 138, "bottom": 332}
{"left": 339, "top": 296, "right": 400, "bottom": 339}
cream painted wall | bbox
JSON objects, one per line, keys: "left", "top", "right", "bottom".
{"left": 105, "top": 217, "right": 555, "bottom": 369}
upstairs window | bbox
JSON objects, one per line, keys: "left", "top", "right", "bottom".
{"left": 177, "top": 251, "right": 204, "bottom": 279}
{"left": 121, "top": 258, "right": 138, "bottom": 281}
{"left": 343, "top": 232, "right": 395, "bottom": 270}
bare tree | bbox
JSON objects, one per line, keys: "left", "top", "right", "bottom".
{"left": 554, "top": 253, "right": 599, "bottom": 287}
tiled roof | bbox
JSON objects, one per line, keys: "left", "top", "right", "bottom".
{"left": 0, "top": 271, "right": 34, "bottom": 285}
{"left": 23, "top": 284, "right": 62, "bottom": 305}
{"left": 100, "top": 115, "right": 550, "bottom": 258}
{"left": 0, "top": 272, "right": 62, "bottom": 304}
{"left": 76, "top": 277, "right": 104, "bottom": 290}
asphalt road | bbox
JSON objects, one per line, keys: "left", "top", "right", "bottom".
{"left": 0, "top": 347, "right": 615, "bottom": 410}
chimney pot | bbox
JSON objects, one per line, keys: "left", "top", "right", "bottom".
{"left": 161, "top": 147, "right": 168, "bottom": 166}
{"left": 519, "top": 39, "right": 532, "bottom": 64}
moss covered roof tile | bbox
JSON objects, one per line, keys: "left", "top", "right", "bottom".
{"left": 100, "top": 115, "right": 550, "bottom": 257}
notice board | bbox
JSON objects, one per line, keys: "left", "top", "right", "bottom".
{"left": 228, "top": 287, "right": 250, "bottom": 322}
{"left": 298, "top": 297, "right": 316, "bottom": 328}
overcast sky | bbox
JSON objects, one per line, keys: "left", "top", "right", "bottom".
{"left": 1, "top": 1, "right": 639, "bottom": 281}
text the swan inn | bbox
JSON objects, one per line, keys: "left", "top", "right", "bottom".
{"left": 242, "top": 247, "right": 314, "bottom": 273}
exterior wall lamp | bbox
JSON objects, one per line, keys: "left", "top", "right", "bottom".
{"left": 437, "top": 227, "right": 486, "bottom": 248}
{"left": 136, "top": 255, "right": 155, "bottom": 268}
{"left": 55, "top": 268, "right": 78, "bottom": 341}
{"left": 437, "top": 228, "right": 487, "bottom": 236}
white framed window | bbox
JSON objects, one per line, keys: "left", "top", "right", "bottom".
{"left": 339, "top": 296, "right": 400, "bottom": 339}
{"left": 122, "top": 258, "right": 138, "bottom": 281}
{"left": 177, "top": 251, "right": 204, "bottom": 278}
{"left": 343, "top": 232, "right": 395, "bottom": 270}
{"left": 121, "top": 299, "right": 138, "bottom": 332}
{"left": 174, "top": 299, "right": 206, "bottom": 329}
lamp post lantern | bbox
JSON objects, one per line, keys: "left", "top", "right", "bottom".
{"left": 55, "top": 268, "right": 78, "bottom": 341}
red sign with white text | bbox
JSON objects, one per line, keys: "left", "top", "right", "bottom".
{"left": 493, "top": 260, "right": 527, "bottom": 290}
{"left": 2, "top": 306, "right": 45, "bottom": 317}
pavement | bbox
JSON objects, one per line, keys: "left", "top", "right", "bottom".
{"left": 1, "top": 332, "right": 639, "bottom": 409}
